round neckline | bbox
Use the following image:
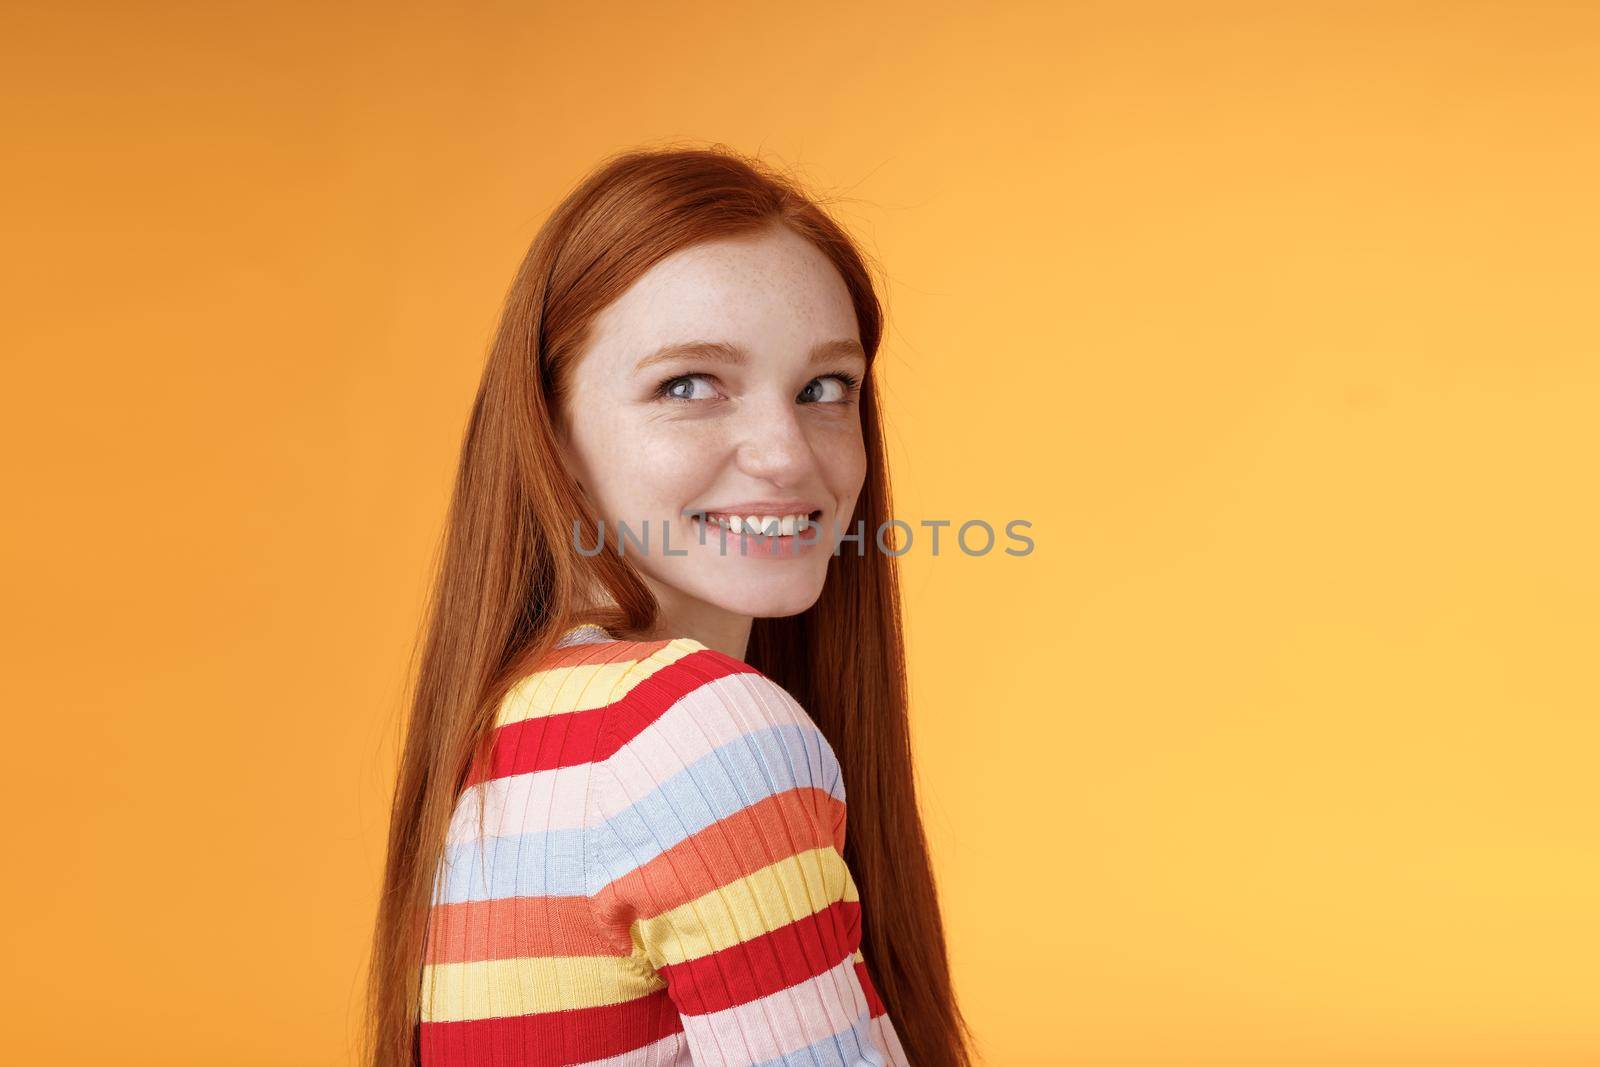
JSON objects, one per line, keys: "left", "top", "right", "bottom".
{"left": 555, "top": 622, "right": 615, "bottom": 647}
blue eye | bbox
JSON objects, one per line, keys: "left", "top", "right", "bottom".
{"left": 652, "top": 371, "right": 863, "bottom": 404}
{"left": 799, "top": 372, "right": 862, "bottom": 404}
{"left": 653, "top": 374, "right": 719, "bottom": 402}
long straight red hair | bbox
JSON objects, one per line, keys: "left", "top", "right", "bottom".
{"left": 363, "top": 144, "right": 973, "bottom": 1067}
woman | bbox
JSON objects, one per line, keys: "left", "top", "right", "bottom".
{"left": 365, "top": 145, "right": 972, "bottom": 1067}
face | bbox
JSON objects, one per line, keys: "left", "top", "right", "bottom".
{"left": 558, "top": 223, "right": 869, "bottom": 641}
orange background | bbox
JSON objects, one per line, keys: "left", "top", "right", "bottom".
{"left": 3, "top": 2, "right": 1597, "bottom": 1064}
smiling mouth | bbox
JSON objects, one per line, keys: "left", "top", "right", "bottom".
{"left": 689, "top": 509, "right": 824, "bottom": 538}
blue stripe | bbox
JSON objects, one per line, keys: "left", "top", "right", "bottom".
{"left": 597, "top": 722, "right": 844, "bottom": 881}
{"left": 433, "top": 827, "right": 589, "bottom": 903}
{"left": 432, "top": 722, "right": 845, "bottom": 903}
{"left": 749, "top": 1013, "right": 883, "bottom": 1067}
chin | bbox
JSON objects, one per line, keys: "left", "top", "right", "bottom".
{"left": 701, "top": 578, "right": 823, "bottom": 621}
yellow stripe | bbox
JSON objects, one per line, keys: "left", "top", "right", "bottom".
{"left": 851, "top": 949, "right": 865, "bottom": 964}
{"left": 419, "top": 954, "right": 664, "bottom": 1022}
{"left": 631, "top": 846, "right": 858, "bottom": 968}
{"left": 495, "top": 639, "right": 701, "bottom": 727}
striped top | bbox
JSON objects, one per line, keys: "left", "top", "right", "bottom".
{"left": 418, "top": 623, "right": 909, "bottom": 1066}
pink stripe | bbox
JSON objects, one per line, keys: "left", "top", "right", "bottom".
{"left": 447, "top": 764, "right": 592, "bottom": 842}
{"left": 601, "top": 673, "right": 813, "bottom": 800}
{"left": 677, "top": 956, "right": 870, "bottom": 1065}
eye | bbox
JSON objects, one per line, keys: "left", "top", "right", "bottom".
{"left": 798, "top": 372, "right": 862, "bottom": 405}
{"left": 653, "top": 373, "right": 721, "bottom": 403}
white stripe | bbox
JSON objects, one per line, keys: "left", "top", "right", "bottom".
{"left": 445, "top": 763, "right": 593, "bottom": 842}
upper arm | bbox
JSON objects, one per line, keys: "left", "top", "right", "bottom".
{"left": 588, "top": 649, "right": 886, "bottom": 1065}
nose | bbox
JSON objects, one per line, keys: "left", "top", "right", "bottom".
{"left": 733, "top": 391, "right": 817, "bottom": 485}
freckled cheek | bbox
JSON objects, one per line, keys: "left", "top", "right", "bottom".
{"left": 575, "top": 416, "right": 671, "bottom": 519}
{"left": 816, "top": 426, "right": 869, "bottom": 502}
{"left": 621, "top": 424, "right": 728, "bottom": 513}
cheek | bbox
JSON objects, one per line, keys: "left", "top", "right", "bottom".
{"left": 819, "top": 423, "right": 869, "bottom": 497}
{"left": 569, "top": 410, "right": 643, "bottom": 515}
{"left": 593, "top": 420, "right": 729, "bottom": 516}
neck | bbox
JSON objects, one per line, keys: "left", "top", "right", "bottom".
{"left": 631, "top": 578, "right": 753, "bottom": 661}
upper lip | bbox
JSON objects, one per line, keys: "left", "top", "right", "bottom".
{"left": 685, "top": 501, "right": 824, "bottom": 517}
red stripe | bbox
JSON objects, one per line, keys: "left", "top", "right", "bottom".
{"left": 854, "top": 958, "right": 887, "bottom": 1018}
{"left": 469, "top": 648, "right": 758, "bottom": 785}
{"left": 591, "top": 787, "right": 845, "bottom": 925}
{"left": 468, "top": 703, "right": 611, "bottom": 785}
{"left": 464, "top": 641, "right": 642, "bottom": 786}
{"left": 655, "top": 899, "right": 862, "bottom": 1016}
{"left": 418, "top": 990, "right": 683, "bottom": 1066}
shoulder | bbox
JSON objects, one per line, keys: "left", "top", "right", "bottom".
{"left": 490, "top": 635, "right": 680, "bottom": 729}
{"left": 587, "top": 640, "right": 848, "bottom": 873}
{"left": 483, "top": 633, "right": 835, "bottom": 791}
{"left": 592, "top": 636, "right": 844, "bottom": 806}
{"left": 602, "top": 636, "right": 819, "bottom": 740}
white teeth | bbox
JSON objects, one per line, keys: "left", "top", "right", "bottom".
{"left": 695, "top": 510, "right": 816, "bottom": 535}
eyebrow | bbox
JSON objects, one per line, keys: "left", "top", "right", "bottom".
{"left": 633, "top": 338, "right": 867, "bottom": 374}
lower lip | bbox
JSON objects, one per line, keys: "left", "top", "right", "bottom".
{"left": 691, "top": 515, "right": 823, "bottom": 558}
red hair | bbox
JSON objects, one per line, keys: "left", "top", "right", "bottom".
{"left": 363, "top": 143, "right": 974, "bottom": 1067}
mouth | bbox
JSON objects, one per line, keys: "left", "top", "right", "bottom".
{"left": 688, "top": 508, "right": 825, "bottom": 541}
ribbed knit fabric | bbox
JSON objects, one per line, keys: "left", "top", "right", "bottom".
{"left": 418, "top": 623, "right": 910, "bottom": 1066}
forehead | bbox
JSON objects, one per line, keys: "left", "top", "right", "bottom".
{"left": 584, "top": 225, "right": 860, "bottom": 366}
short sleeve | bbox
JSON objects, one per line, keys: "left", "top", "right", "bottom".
{"left": 586, "top": 647, "right": 907, "bottom": 1066}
